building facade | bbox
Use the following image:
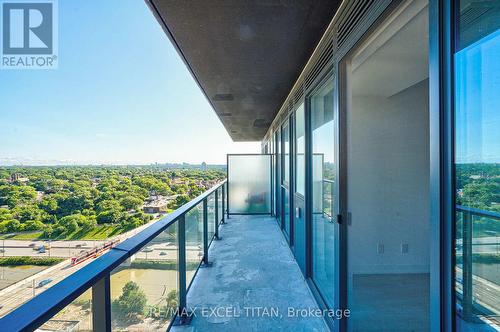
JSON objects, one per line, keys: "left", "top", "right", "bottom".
{"left": 151, "top": 0, "right": 499, "bottom": 330}
{"left": 0, "top": 1, "right": 498, "bottom": 331}
{"left": 257, "top": 1, "right": 500, "bottom": 331}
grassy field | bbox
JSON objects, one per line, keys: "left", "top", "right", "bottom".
{"left": 0, "top": 224, "right": 123, "bottom": 241}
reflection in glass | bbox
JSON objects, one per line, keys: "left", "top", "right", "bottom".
{"left": 455, "top": 3, "right": 500, "bottom": 329}
{"left": 207, "top": 193, "right": 215, "bottom": 242}
{"left": 296, "top": 103, "right": 305, "bottom": 196}
{"left": 275, "top": 129, "right": 281, "bottom": 223}
{"left": 111, "top": 222, "right": 179, "bottom": 331}
{"left": 282, "top": 122, "right": 291, "bottom": 238}
{"left": 41, "top": 288, "right": 93, "bottom": 331}
{"left": 284, "top": 188, "right": 290, "bottom": 238}
{"left": 186, "top": 203, "right": 203, "bottom": 285}
{"left": 346, "top": 0, "right": 430, "bottom": 330}
{"left": 217, "top": 188, "right": 223, "bottom": 224}
{"left": 311, "top": 75, "right": 336, "bottom": 309}
{"left": 283, "top": 121, "right": 290, "bottom": 185}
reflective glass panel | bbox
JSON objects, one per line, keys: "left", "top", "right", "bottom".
{"left": 455, "top": 1, "right": 500, "bottom": 329}
{"left": 111, "top": 222, "right": 178, "bottom": 331}
{"left": 345, "top": 0, "right": 430, "bottom": 330}
{"left": 185, "top": 203, "right": 203, "bottom": 285}
{"left": 41, "top": 288, "right": 93, "bottom": 331}
{"left": 207, "top": 193, "right": 215, "bottom": 242}
{"left": 311, "top": 75, "right": 336, "bottom": 309}
{"left": 283, "top": 122, "right": 290, "bottom": 185}
{"left": 295, "top": 103, "right": 305, "bottom": 196}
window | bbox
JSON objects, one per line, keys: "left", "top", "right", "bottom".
{"left": 295, "top": 103, "right": 305, "bottom": 196}
{"left": 310, "top": 75, "right": 336, "bottom": 308}
{"left": 283, "top": 122, "right": 290, "bottom": 185}
{"left": 343, "top": 0, "right": 430, "bottom": 330}
{"left": 454, "top": 1, "right": 500, "bottom": 329}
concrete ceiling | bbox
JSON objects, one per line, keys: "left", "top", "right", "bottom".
{"left": 148, "top": 0, "right": 341, "bottom": 141}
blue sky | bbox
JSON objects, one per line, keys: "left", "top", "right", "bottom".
{"left": 455, "top": 28, "right": 500, "bottom": 163}
{"left": 0, "top": 0, "right": 259, "bottom": 165}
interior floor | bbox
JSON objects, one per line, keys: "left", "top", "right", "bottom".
{"left": 350, "top": 273, "right": 430, "bottom": 331}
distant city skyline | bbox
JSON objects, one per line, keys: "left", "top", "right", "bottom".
{"left": 0, "top": 157, "right": 229, "bottom": 166}
{"left": 0, "top": 0, "right": 259, "bottom": 166}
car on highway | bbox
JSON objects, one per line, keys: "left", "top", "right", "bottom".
{"left": 38, "top": 246, "right": 46, "bottom": 253}
{"left": 37, "top": 279, "right": 52, "bottom": 288}
{"left": 143, "top": 247, "right": 154, "bottom": 253}
{"left": 160, "top": 251, "right": 167, "bottom": 256}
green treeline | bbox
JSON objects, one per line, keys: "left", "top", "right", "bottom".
{"left": 0, "top": 256, "right": 63, "bottom": 266}
{"left": 455, "top": 163, "right": 500, "bottom": 238}
{"left": 0, "top": 166, "right": 225, "bottom": 239}
{"left": 456, "top": 163, "right": 500, "bottom": 211}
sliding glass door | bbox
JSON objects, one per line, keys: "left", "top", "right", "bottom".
{"left": 275, "top": 129, "right": 281, "bottom": 224}
{"left": 294, "top": 103, "right": 306, "bottom": 272}
{"left": 342, "top": 0, "right": 430, "bottom": 330}
{"left": 454, "top": 2, "right": 500, "bottom": 330}
{"left": 281, "top": 120, "right": 292, "bottom": 242}
{"left": 310, "top": 74, "right": 338, "bottom": 310}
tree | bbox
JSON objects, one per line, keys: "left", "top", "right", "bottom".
{"left": 24, "top": 219, "right": 45, "bottom": 231}
{"left": 1, "top": 219, "right": 21, "bottom": 233}
{"left": 96, "top": 200, "right": 122, "bottom": 214}
{"left": 97, "top": 209, "right": 123, "bottom": 224}
{"left": 119, "top": 196, "right": 143, "bottom": 211}
{"left": 57, "top": 214, "right": 81, "bottom": 234}
{"left": 39, "top": 197, "right": 58, "bottom": 214}
{"left": 12, "top": 205, "right": 43, "bottom": 223}
{"left": 0, "top": 208, "right": 13, "bottom": 222}
{"left": 173, "top": 194, "right": 190, "bottom": 209}
{"left": 112, "top": 281, "right": 147, "bottom": 319}
{"left": 162, "top": 289, "right": 178, "bottom": 316}
{"left": 57, "top": 192, "right": 93, "bottom": 216}
{"left": 43, "top": 224, "right": 54, "bottom": 238}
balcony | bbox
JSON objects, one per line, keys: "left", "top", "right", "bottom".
{"left": 171, "top": 214, "right": 327, "bottom": 331}
{"left": 0, "top": 180, "right": 229, "bottom": 331}
{"left": 0, "top": 154, "right": 326, "bottom": 331}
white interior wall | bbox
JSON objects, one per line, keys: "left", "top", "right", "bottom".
{"left": 347, "top": 79, "right": 430, "bottom": 275}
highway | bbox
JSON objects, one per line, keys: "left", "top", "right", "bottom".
{"left": 456, "top": 267, "right": 500, "bottom": 326}
{"left": 0, "top": 256, "right": 94, "bottom": 317}
{"left": 0, "top": 216, "right": 199, "bottom": 318}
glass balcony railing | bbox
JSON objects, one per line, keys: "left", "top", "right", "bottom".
{"left": 0, "top": 180, "right": 227, "bottom": 331}
{"left": 455, "top": 205, "right": 500, "bottom": 325}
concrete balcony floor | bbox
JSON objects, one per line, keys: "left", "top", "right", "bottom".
{"left": 172, "top": 214, "right": 328, "bottom": 331}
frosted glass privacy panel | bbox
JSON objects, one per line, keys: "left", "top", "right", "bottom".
{"left": 227, "top": 154, "right": 271, "bottom": 214}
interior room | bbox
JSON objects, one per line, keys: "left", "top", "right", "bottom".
{"left": 345, "top": 0, "right": 430, "bottom": 330}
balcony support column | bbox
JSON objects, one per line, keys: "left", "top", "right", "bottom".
{"left": 92, "top": 273, "right": 111, "bottom": 332}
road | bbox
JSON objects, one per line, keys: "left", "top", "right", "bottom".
{"left": 0, "top": 216, "right": 192, "bottom": 318}
{"left": 0, "top": 257, "right": 94, "bottom": 317}
{"left": 456, "top": 267, "right": 500, "bottom": 325}
{"left": 0, "top": 217, "right": 165, "bottom": 258}
{"left": 456, "top": 236, "right": 500, "bottom": 255}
